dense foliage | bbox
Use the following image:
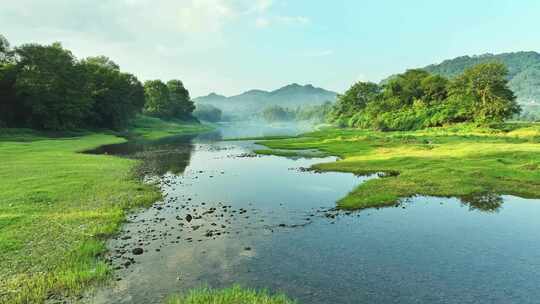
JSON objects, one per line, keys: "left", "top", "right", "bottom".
{"left": 260, "top": 102, "right": 333, "bottom": 123}
{"left": 331, "top": 63, "right": 521, "bottom": 130}
{"left": 143, "top": 80, "right": 194, "bottom": 119}
{"left": 0, "top": 35, "right": 195, "bottom": 130}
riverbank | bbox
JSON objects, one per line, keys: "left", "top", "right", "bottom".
{"left": 257, "top": 123, "right": 540, "bottom": 210}
{"left": 0, "top": 117, "right": 212, "bottom": 303}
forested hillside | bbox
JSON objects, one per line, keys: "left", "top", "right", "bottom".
{"left": 423, "top": 52, "right": 540, "bottom": 104}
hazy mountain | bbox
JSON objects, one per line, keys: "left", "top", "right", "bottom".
{"left": 423, "top": 51, "right": 540, "bottom": 104}
{"left": 194, "top": 83, "right": 337, "bottom": 115}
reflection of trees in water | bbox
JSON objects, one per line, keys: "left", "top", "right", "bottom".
{"left": 134, "top": 145, "right": 194, "bottom": 176}
{"left": 193, "top": 130, "right": 223, "bottom": 142}
{"left": 460, "top": 193, "right": 504, "bottom": 213}
{"left": 87, "top": 134, "right": 196, "bottom": 177}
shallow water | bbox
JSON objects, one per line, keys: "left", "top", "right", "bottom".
{"left": 90, "top": 124, "right": 540, "bottom": 304}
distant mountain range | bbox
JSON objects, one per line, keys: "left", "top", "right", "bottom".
{"left": 422, "top": 51, "right": 540, "bottom": 104}
{"left": 194, "top": 83, "right": 337, "bottom": 114}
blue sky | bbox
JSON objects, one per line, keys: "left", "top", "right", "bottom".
{"left": 1, "top": 0, "right": 539, "bottom": 96}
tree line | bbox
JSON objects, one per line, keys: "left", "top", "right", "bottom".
{"left": 261, "top": 102, "right": 333, "bottom": 123}
{"left": 330, "top": 62, "right": 521, "bottom": 130}
{"left": 0, "top": 35, "right": 195, "bottom": 130}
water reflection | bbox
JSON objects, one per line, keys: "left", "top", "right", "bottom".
{"left": 86, "top": 134, "right": 196, "bottom": 176}
{"left": 461, "top": 193, "right": 504, "bottom": 213}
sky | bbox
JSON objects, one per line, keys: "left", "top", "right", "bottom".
{"left": 1, "top": 0, "right": 540, "bottom": 97}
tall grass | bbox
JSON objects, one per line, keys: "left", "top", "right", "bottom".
{"left": 166, "top": 286, "right": 296, "bottom": 304}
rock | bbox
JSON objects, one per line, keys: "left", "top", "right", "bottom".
{"left": 132, "top": 247, "right": 144, "bottom": 255}
{"left": 185, "top": 214, "right": 193, "bottom": 222}
{"left": 244, "top": 247, "right": 251, "bottom": 251}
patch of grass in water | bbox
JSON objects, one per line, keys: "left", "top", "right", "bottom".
{"left": 258, "top": 123, "right": 540, "bottom": 210}
{"left": 166, "top": 285, "right": 296, "bottom": 304}
{"left": 254, "top": 148, "right": 329, "bottom": 158}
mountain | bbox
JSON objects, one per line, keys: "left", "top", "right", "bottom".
{"left": 194, "top": 83, "right": 337, "bottom": 115}
{"left": 422, "top": 51, "right": 540, "bottom": 104}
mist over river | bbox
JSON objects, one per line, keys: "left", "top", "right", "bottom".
{"left": 89, "top": 123, "right": 540, "bottom": 304}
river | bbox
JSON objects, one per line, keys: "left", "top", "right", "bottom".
{"left": 88, "top": 122, "right": 540, "bottom": 304}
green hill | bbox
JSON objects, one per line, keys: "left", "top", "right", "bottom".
{"left": 194, "top": 83, "right": 337, "bottom": 117}
{"left": 423, "top": 51, "right": 540, "bottom": 105}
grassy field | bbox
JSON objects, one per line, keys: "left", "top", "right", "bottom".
{"left": 166, "top": 285, "right": 295, "bottom": 304}
{"left": 0, "top": 117, "right": 211, "bottom": 303}
{"left": 257, "top": 123, "right": 540, "bottom": 210}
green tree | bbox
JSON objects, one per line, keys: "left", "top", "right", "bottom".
{"left": 81, "top": 56, "right": 145, "bottom": 129}
{"left": 383, "top": 69, "right": 431, "bottom": 105}
{"left": 330, "top": 81, "right": 380, "bottom": 122}
{"left": 0, "top": 34, "right": 13, "bottom": 64}
{"left": 144, "top": 80, "right": 171, "bottom": 117}
{"left": 14, "top": 42, "right": 92, "bottom": 130}
{"left": 167, "top": 79, "right": 195, "bottom": 118}
{"left": 449, "top": 62, "right": 520, "bottom": 122}
{"left": 420, "top": 74, "right": 449, "bottom": 104}
{"left": 0, "top": 35, "right": 19, "bottom": 126}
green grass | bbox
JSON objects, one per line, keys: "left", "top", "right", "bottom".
{"left": 0, "top": 117, "right": 211, "bottom": 303}
{"left": 129, "top": 115, "right": 213, "bottom": 140}
{"left": 253, "top": 149, "right": 329, "bottom": 158}
{"left": 257, "top": 123, "right": 540, "bottom": 210}
{"left": 166, "top": 285, "right": 296, "bottom": 304}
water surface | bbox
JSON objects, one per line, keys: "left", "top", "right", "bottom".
{"left": 90, "top": 124, "right": 540, "bottom": 304}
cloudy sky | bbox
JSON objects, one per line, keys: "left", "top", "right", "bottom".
{"left": 2, "top": 0, "right": 539, "bottom": 97}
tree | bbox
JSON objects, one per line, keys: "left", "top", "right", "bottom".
{"left": 330, "top": 81, "right": 380, "bottom": 121}
{"left": 0, "top": 35, "right": 17, "bottom": 126}
{"left": 0, "top": 34, "right": 13, "bottom": 64}
{"left": 167, "top": 79, "right": 194, "bottom": 118}
{"left": 420, "top": 74, "right": 449, "bottom": 104}
{"left": 83, "top": 55, "right": 120, "bottom": 71}
{"left": 81, "top": 56, "right": 145, "bottom": 129}
{"left": 14, "top": 42, "right": 92, "bottom": 130}
{"left": 144, "top": 80, "right": 171, "bottom": 117}
{"left": 383, "top": 69, "right": 431, "bottom": 105}
{"left": 449, "top": 62, "right": 520, "bottom": 122}
{"left": 262, "top": 105, "right": 295, "bottom": 122}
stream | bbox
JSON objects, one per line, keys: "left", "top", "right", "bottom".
{"left": 88, "top": 122, "right": 540, "bottom": 304}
